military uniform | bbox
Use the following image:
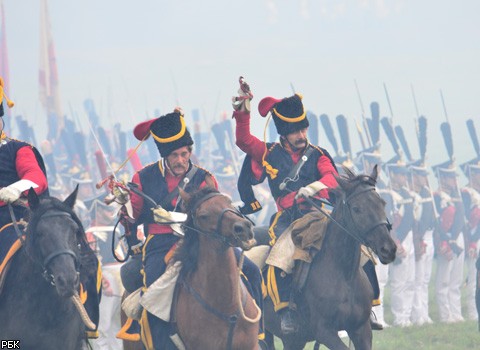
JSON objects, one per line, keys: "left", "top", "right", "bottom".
{"left": 233, "top": 93, "right": 338, "bottom": 334}
{"left": 409, "top": 164, "right": 436, "bottom": 325}
{"left": 460, "top": 160, "right": 480, "bottom": 320}
{"left": 120, "top": 111, "right": 263, "bottom": 349}
{"left": 433, "top": 164, "right": 465, "bottom": 323}
{"left": 384, "top": 162, "right": 416, "bottom": 327}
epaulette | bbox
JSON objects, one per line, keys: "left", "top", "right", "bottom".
{"left": 309, "top": 144, "right": 324, "bottom": 155}
{"left": 193, "top": 164, "right": 213, "bottom": 178}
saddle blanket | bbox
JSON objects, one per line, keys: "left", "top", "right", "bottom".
{"left": 122, "top": 261, "right": 182, "bottom": 322}
{"left": 266, "top": 211, "right": 329, "bottom": 273}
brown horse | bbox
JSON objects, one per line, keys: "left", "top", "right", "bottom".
{"left": 263, "top": 165, "right": 397, "bottom": 350}
{"left": 172, "top": 184, "right": 261, "bottom": 350}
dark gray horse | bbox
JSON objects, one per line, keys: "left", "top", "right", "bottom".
{"left": 263, "top": 165, "right": 397, "bottom": 350}
{"left": 0, "top": 187, "right": 98, "bottom": 350}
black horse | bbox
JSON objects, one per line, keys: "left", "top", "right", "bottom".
{"left": 263, "top": 166, "right": 397, "bottom": 350}
{"left": 0, "top": 187, "right": 98, "bottom": 350}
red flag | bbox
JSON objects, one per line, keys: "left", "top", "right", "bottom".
{"left": 39, "top": 0, "right": 63, "bottom": 133}
{"left": 0, "top": 0, "right": 11, "bottom": 118}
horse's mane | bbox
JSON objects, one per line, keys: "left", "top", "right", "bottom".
{"left": 25, "top": 196, "right": 98, "bottom": 282}
{"left": 329, "top": 167, "right": 377, "bottom": 201}
{"left": 173, "top": 186, "right": 220, "bottom": 277}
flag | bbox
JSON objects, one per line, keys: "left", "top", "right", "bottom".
{"left": 0, "top": 0, "right": 10, "bottom": 118}
{"left": 39, "top": 0, "right": 63, "bottom": 137}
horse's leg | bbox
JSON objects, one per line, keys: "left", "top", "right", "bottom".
{"left": 313, "top": 328, "right": 350, "bottom": 350}
{"left": 347, "top": 322, "right": 372, "bottom": 350}
{"left": 262, "top": 330, "right": 275, "bottom": 350}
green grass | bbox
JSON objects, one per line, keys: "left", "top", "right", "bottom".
{"left": 273, "top": 261, "right": 480, "bottom": 349}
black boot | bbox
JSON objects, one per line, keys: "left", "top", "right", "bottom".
{"left": 370, "top": 311, "right": 384, "bottom": 331}
{"left": 280, "top": 308, "right": 299, "bottom": 335}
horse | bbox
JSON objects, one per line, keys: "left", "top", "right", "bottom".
{"left": 0, "top": 187, "right": 99, "bottom": 350}
{"left": 172, "top": 183, "right": 261, "bottom": 350}
{"left": 262, "top": 165, "right": 397, "bottom": 350}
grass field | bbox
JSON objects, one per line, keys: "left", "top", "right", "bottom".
{"left": 273, "top": 261, "right": 480, "bottom": 349}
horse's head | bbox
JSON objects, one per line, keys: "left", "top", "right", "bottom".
{"left": 334, "top": 165, "right": 396, "bottom": 264}
{"left": 25, "top": 186, "right": 88, "bottom": 298}
{"left": 180, "top": 177, "right": 256, "bottom": 250}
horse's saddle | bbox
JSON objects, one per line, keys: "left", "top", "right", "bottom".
{"left": 245, "top": 211, "right": 330, "bottom": 274}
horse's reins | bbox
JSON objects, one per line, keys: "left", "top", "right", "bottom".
{"left": 8, "top": 204, "right": 96, "bottom": 330}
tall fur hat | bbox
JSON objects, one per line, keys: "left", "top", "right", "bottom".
{"left": 258, "top": 93, "right": 309, "bottom": 136}
{"left": 134, "top": 110, "right": 193, "bottom": 158}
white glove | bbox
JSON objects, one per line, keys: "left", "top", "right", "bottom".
{"left": 152, "top": 207, "right": 173, "bottom": 223}
{"left": 232, "top": 77, "right": 253, "bottom": 112}
{"left": 295, "top": 181, "right": 328, "bottom": 199}
{"left": 0, "top": 186, "right": 22, "bottom": 203}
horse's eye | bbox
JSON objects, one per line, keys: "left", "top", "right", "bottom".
{"left": 352, "top": 207, "right": 361, "bottom": 214}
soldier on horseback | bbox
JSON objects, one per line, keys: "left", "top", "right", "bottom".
{"left": 231, "top": 79, "right": 338, "bottom": 335}
{"left": 116, "top": 109, "right": 263, "bottom": 349}
{"left": 0, "top": 76, "right": 102, "bottom": 339}
{"left": 0, "top": 77, "right": 49, "bottom": 273}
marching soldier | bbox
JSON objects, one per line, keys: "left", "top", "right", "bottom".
{"left": 408, "top": 162, "right": 436, "bottom": 325}
{"left": 461, "top": 159, "right": 480, "bottom": 320}
{"left": 384, "top": 159, "right": 416, "bottom": 327}
{"left": 433, "top": 161, "right": 465, "bottom": 323}
{"left": 353, "top": 148, "right": 387, "bottom": 330}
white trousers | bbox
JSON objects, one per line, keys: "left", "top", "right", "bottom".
{"left": 390, "top": 231, "right": 415, "bottom": 326}
{"left": 465, "top": 237, "right": 479, "bottom": 320}
{"left": 435, "top": 233, "right": 465, "bottom": 323}
{"left": 411, "top": 230, "right": 434, "bottom": 324}
{"left": 374, "top": 258, "right": 390, "bottom": 326}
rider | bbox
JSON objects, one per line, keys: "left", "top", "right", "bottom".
{"left": 0, "top": 78, "right": 49, "bottom": 272}
{"left": 232, "top": 83, "right": 338, "bottom": 335}
{"left": 0, "top": 77, "right": 102, "bottom": 338}
{"left": 118, "top": 109, "right": 264, "bottom": 349}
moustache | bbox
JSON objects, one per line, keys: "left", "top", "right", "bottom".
{"left": 294, "top": 139, "right": 307, "bottom": 145}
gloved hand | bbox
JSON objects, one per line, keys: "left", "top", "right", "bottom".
{"left": 152, "top": 206, "right": 173, "bottom": 223}
{"left": 112, "top": 185, "right": 129, "bottom": 205}
{"left": 232, "top": 77, "right": 253, "bottom": 112}
{"left": 295, "top": 181, "right": 327, "bottom": 200}
{"left": 439, "top": 240, "right": 454, "bottom": 261}
{"left": 0, "top": 185, "right": 22, "bottom": 203}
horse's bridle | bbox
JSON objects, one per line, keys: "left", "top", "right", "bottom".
{"left": 339, "top": 185, "right": 392, "bottom": 244}
{"left": 187, "top": 192, "right": 252, "bottom": 247}
{"left": 31, "top": 209, "right": 80, "bottom": 286}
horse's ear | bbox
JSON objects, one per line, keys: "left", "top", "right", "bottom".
{"left": 204, "top": 174, "right": 216, "bottom": 189}
{"left": 342, "top": 166, "right": 356, "bottom": 179}
{"left": 178, "top": 187, "right": 191, "bottom": 205}
{"left": 335, "top": 175, "right": 349, "bottom": 191}
{"left": 63, "top": 184, "right": 79, "bottom": 209}
{"left": 27, "top": 187, "right": 40, "bottom": 210}
{"left": 370, "top": 164, "right": 379, "bottom": 182}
